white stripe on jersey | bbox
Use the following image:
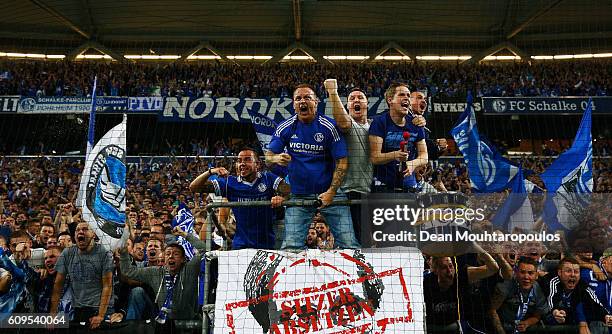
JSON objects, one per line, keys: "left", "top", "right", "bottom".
{"left": 273, "top": 176, "right": 282, "bottom": 191}
{"left": 274, "top": 115, "right": 297, "bottom": 137}
{"left": 319, "top": 116, "right": 340, "bottom": 142}
{"left": 548, "top": 276, "right": 559, "bottom": 310}
{"left": 211, "top": 179, "right": 221, "bottom": 196}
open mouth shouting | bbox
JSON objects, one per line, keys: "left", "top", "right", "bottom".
{"left": 419, "top": 101, "right": 427, "bottom": 111}
{"left": 46, "top": 261, "right": 56, "bottom": 274}
{"left": 400, "top": 100, "right": 410, "bottom": 112}
{"left": 298, "top": 103, "right": 309, "bottom": 114}
{"left": 167, "top": 259, "right": 178, "bottom": 271}
{"left": 565, "top": 277, "right": 578, "bottom": 289}
{"left": 76, "top": 234, "right": 87, "bottom": 246}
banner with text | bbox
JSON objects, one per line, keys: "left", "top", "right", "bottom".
{"left": 482, "top": 96, "right": 612, "bottom": 114}
{"left": 214, "top": 249, "right": 424, "bottom": 334}
{"left": 0, "top": 96, "right": 20, "bottom": 112}
{"left": 17, "top": 96, "right": 129, "bottom": 114}
{"left": 429, "top": 97, "right": 483, "bottom": 113}
{"left": 159, "top": 96, "right": 389, "bottom": 123}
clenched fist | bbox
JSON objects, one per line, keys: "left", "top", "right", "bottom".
{"left": 324, "top": 79, "right": 338, "bottom": 92}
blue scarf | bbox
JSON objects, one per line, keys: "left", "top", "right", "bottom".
{"left": 155, "top": 272, "right": 177, "bottom": 324}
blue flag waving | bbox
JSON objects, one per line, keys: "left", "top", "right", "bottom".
{"left": 172, "top": 203, "right": 197, "bottom": 260}
{"left": 450, "top": 93, "right": 518, "bottom": 192}
{"left": 491, "top": 166, "right": 536, "bottom": 232}
{"left": 541, "top": 99, "right": 593, "bottom": 230}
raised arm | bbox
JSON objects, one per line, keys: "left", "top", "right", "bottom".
{"left": 324, "top": 79, "right": 352, "bottom": 132}
{"left": 467, "top": 243, "right": 500, "bottom": 283}
{"left": 119, "top": 247, "right": 160, "bottom": 283}
{"left": 189, "top": 167, "right": 229, "bottom": 193}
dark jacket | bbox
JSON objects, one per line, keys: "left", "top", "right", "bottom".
{"left": 119, "top": 234, "right": 206, "bottom": 320}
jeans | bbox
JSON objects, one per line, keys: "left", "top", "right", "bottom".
{"left": 127, "top": 287, "right": 156, "bottom": 320}
{"left": 281, "top": 194, "right": 360, "bottom": 249}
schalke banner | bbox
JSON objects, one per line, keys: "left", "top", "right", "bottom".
{"left": 18, "top": 96, "right": 129, "bottom": 113}
{"left": 482, "top": 96, "right": 612, "bottom": 114}
{"left": 214, "top": 249, "right": 424, "bottom": 334}
{"left": 159, "top": 96, "right": 389, "bottom": 123}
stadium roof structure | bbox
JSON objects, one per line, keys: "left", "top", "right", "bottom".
{"left": 1, "top": 0, "right": 610, "bottom": 63}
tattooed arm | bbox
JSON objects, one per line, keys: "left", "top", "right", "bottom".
{"left": 318, "top": 157, "right": 347, "bottom": 208}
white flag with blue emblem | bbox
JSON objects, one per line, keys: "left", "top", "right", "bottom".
{"left": 450, "top": 94, "right": 518, "bottom": 192}
{"left": 172, "top": 203, "right": 197, "bottom": 260}
{"left": 80, "top": 115, "right": 127, "bottom": 251}
{"left": 541, "top": 99, "right": 593, "bottom": 230}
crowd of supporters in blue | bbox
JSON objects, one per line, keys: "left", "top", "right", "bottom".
{"left": 0, "top": 153, "right": 610, "bottom": 332}
{"left": 0, "top": 66, "right": 611, "bottom": 333}
{"left": 0, "top": 59, "right": 610, "bottom": 99}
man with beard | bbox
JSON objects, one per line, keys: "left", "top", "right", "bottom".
{"left": 119, "top": 227, "right": 207, "bottom": 331}
{"left": 541, "top": 257, "right": 612, "bottom": 332}
{"left": 50, "top": 222, "right": 114, "bottom": 329}
{"left": 369, "top": 83, "right": 428, "bottom": 192}
{"left": 34, "top": 246, "right": 73, "bottom": 318}
{"left": 490, "top": 257, "right": 549, "bottom": 334}
{"left": 314, "top": 218, "right": 334, "bottom": 250}
{"left": 191, "top": 148, "right": 289, "bottom": 249}
{"left": 325, "top": 80, "right": 372, "bottom": 243}
{"left": 305, "top": 227, "right": 319, "bottom": 249}
{"left": 267, "top": 84, "right": 359, "bottom": 249}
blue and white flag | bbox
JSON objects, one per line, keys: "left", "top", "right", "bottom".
{"left": 541, "top": 99, "right": 593, "bottom": 230}
{"left": 491, "top": 166, "right": 536, "bottom": 232}
{"left": 171, "top": 203, "right": 196, "bottom": 260}
{"left": 80, "top": 115, "right": 127, "bottom": 251}
{"left": 450, "top": 94, "right": 518, "bottom": 192}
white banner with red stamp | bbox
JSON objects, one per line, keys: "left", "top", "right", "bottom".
{"left": 214, "top": 248, "right": 425, "bottom": 334}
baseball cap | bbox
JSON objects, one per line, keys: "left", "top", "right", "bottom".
{"left": 602, "top": 248, "right": 612, "bottom": 259}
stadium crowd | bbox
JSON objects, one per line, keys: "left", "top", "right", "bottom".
{"left": 1, "top": 79, "right": 611, "bottom": 334}
{"left": 1, "top": 59, "right": 611, "bottom": 99}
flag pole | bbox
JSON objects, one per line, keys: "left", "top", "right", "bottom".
{"left": 76, "top": 76, "right": 98, "bottom": 208}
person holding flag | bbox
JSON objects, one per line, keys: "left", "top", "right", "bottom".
{"left": 190, "top": 148, "right": 289, "bottom": 250}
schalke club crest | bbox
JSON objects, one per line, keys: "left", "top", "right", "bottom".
{"left": 85, "top": 145, "right": 126, "bottom": 238}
